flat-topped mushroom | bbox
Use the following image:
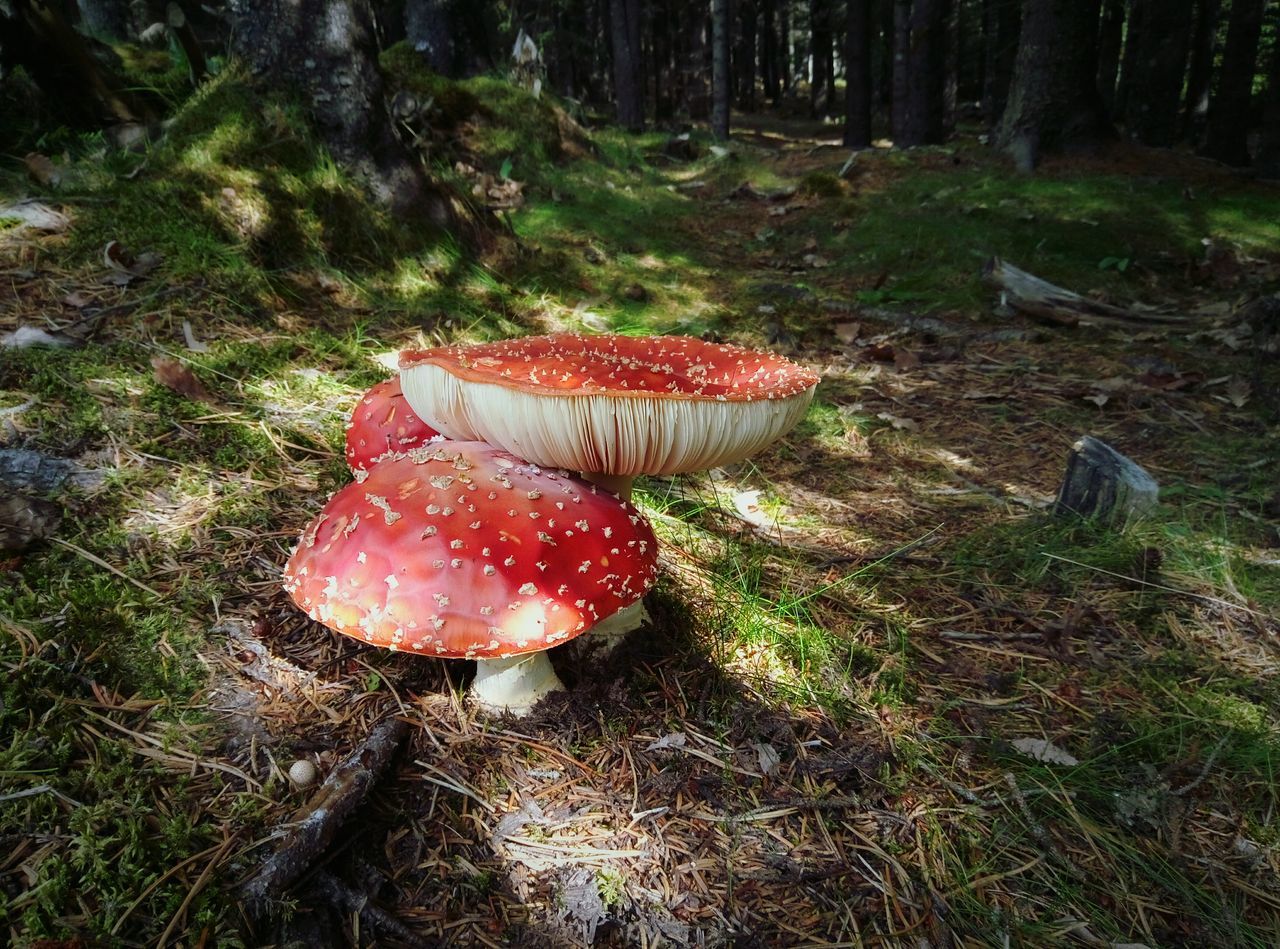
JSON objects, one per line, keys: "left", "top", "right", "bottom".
{"left": 399, "top": 334, "right": 819, "bottom": 499}
{"left": 345, "top": 377, "right": 443, "bottom": 475}
{"left": 282, "top": 440, "right": 659, "bottom": 714}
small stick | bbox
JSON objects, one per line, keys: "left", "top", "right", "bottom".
{"left": 49, "top": 537, "right": 162, "bottom": 599}
{"left": 239, "top": 716, "right": 410, "bottom": 914}
{"left": 308, "top": 870, "right": 437, "bottom": 948}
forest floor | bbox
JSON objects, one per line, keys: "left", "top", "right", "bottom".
{"left": 3, "top": 62, "right": 1280, "bottom": 948}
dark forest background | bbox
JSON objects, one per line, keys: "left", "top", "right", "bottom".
{"left": 5, "top": 0, "right": 1280, "bottom": 180}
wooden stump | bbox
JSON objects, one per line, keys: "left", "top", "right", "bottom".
{"left": 1054, "top": 436, "right": 1158, "bottom": 525}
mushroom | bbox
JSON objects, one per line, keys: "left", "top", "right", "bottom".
{"left": 345, "top": 376, "right": 444, "bottom": 476}
{"left": 282, "top": 441, "right": 659, "bottom": 715}
{"left": 398, "top": 334, "right": 820, "bottom": 500}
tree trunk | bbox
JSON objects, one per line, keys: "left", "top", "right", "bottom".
{"left": 996, "top": 0, "right": 1110, "bottom": 169}
{"left": 404, "top": 0, "right": 455, "bottom": 74}
{"left": 1181, "top": 0, "right": 1220, "bottom": 141}
{"left": 1257, "top": 40, "right": 1280, "bottom": 178}
{"left": 653, "top": 0, "right": 675, "bottom": 119}
{"left": 844, "top": 0, "right": 872, "bottom": 147}
{"left": 711, "top": 0, "right": 730, "bottom": 138}
{"left": 896, "top": 0, "right": 948, "bottom": 145}
{"left": 77, "top": 0, "right": 130, "bottom": 38}
{"left": 1122, "top": 0, "right": 1194, "bottom": 147}
{"left": 685, "top": 0, "right": 710, "bottom": 119}
{"left": 980, "top": 0, "right": 1019, "bottom": 128}
{"left": 228, "top": 0, "right": 462, "bottom": 231}
{"left": 609, "top": 0, "right": 644, "bottom": 129}
{"left": 891, "top": 0, "right": 912, "bottom": 141}
{"left": 1095, "top": 0, "right": 1124, "bottom": 112}
{"left": 737, "top": 0, "right": 758, "bottom": 109}
{"left": 778, "top": 0, "right": 790, "bottom": 90}
{"left": 810, "top": 0, "right": 834, "bottom": 115}
{"left": 1201, "top": 0, "right": 1266, "bottom": 166}
{"left": 1114, "top": 0, "right": 1144, "bottom": 119}
{"left": 761, "top": 0, "right": 779, "bottom": 99}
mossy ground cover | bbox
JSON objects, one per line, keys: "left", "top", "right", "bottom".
{"left": 2, "top": 57, "right": 1279, "bottom": 946}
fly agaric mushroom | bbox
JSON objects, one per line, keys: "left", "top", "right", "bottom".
{"left": 398, "top": 334, "right": 819, "bottom": 500}
{"left": 345, "top": 377, "right": 444, "bottom": 475}
{"left": 282, "top": 441, "right": 659, "bottom": 714}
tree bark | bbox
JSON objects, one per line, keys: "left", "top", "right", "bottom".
{"left": 76, "top": 0, "right": 130, "bottom": 38}
{"left": 1256, "top": 37, "right": 1280, "bottom": 178}
{"left": 891, "top": 0, "right": 911, "bottom": 141}
{"left": 1201, "top": 0, "right": 1266, "bottom": 166}
{"left": 1094, "top": 0, "right": 1124, "bottom": 112}
{"left": 685, "top": 0, "right": 710, "bottom": 119}
{"left": 844, "top": 0, "right": 872, "bottom": 148}
{"left": 711, "top": 0, "right": 730, "bottom": 138}
{"left": 895, "top": 0, "right": 948, "bottom": 145}
{"left": 228, "top": 0, "right": 463, "bottom": 231}
{"left": 736, "top": 0, "right": 758, "bottom": 109}
{"left": 980, "top": 0, "right": 1020, "bottom": 128}
{"left": 1122, "top": 0, "right": 1194, "bottom": 147}
{"left": 810, "top": 0, "right": 834, "bottom": 115}
{"left": 778, "top": 0, "right": 790, "bottom": 90}
{"left": 609, "top": 0, "right": 644, "bottom": 129}
{"left": 996, "top": 0, "right": 1110, "bottom": 169}
{"left": 761, "top": 0, "right": 779, "bottom": 99}
{"left": 1181, "top": 0, "right": 1220, "bottom": 141}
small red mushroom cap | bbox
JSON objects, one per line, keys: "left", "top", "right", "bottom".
{"left": 282, "top": 441, "right": 659, "bottom": 659}
{"left": 398, "top": 334, "right": 820, "bottom": 476}
{"left": 344, "top": 377, "right": 444, "bottom": 474}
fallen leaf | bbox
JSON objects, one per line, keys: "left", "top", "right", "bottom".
{"left": 1226, "top": 376, "right": 1252, "bottom": 408}
{"left": 754, "top": 742, "right": 781, "bottom": 775}
{"left": 0, "top": 200, "right": 69, "bottom": 232}
{"left": 1, "top": 326, "right": 78, "bottom": 350}
{"left": 182, "top": 320, "right": 210, "bottom": 353}
{"left": 731, "top": 489, "right": 780, "bottom": 531}
{"left": 893, "top": 349, "right": 921, "bottom": 371}
{"left": 24, "top": 153, "right": 61, "bottom": 188}
{"left": 1011, "top": 737, "right": 1079, "bottom": 766}
{"left": 834, "top": 321, "right": 861, "bottom": 344}
{"left": 151, "top": 357, "right": 214, "bottom": 402}
{"left": 62, "top": 291, "right": 93, "bottom": 309}
{"left": 646, "top": 732, "right": 687, "bottom": 751}
{"left": 1083, "top": 392, "right": 1110, "bottom": 408}
{"left": 103, "top": 239, "right": 136, "bottom": 271}
{"left": 876, "top": 412, "right": 918, "bottom": 431}
{"left": 0, "top": 491, "right": 61, "bottom": 551}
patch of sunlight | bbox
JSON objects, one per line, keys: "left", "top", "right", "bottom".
{"left": 248, "top": 368, "right": 352, "bottom": 439}
{"left": 721, "top": 637, "right": 806, "bottom": 693}
{"left": 999, "top": 481, "right": 1056, "bottom": 507}
{"left": 178, "top": 115, "right": 254, "bottom": 172}
{"left": 388, "top": 257, "right": 444, "bottom": 298}
{"left": 1192, "top": 690, "right": 1273, "bottom": 735}
{"left": 123, "top": 472, "right": 221, "bottom": 539}
{"left": 200, "top": 171, "right": 272, "bottom": 242}
{"left": 926, "top": 447, "right": 978, "bottom": 471}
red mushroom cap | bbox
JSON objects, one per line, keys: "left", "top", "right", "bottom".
{"left": 398, "top": 334, "right": 819, "bottom": 476}
{"left": 345, "top": 377, "right": 444, "bottom": 474}
{"left": 282, "top": 441, "right": 659, "bottom": 659}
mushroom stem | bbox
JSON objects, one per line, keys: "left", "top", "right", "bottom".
{"left": 471, "top": 653, "right": 565, "bottom": 716}
{"left": 571, "top": 599, "right": 651, "bottom": 661}
{"left": 581, "top": 472, "right": 635, "bottom": 500}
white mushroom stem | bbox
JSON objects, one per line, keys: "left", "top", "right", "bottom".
{"left": 471, "top": 653, "right": 565, "bottom": 716}
{"left": 573, "top": 600, "right": 650, "bottom": 659}
{"left": 581, "top": 471, "right": 634, "bottom": 500}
